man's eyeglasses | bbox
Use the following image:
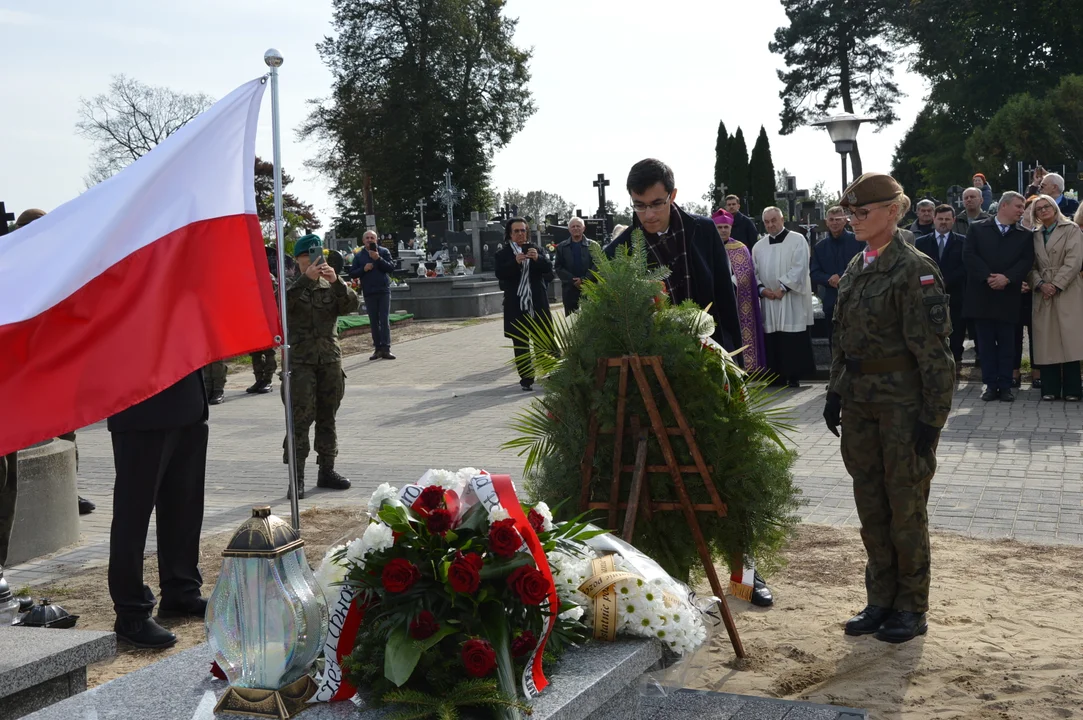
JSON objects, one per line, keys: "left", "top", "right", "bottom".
{"left": 632, "top": 198, "right": 670, "bottom": 213}
{"left": 845, "top": 202, "right": 893, "bottom": 221}
{"left": 511, "top": 228, "right": 529, "bottom": 234}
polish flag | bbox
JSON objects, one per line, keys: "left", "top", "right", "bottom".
{"left": 0, "top": 77, "right": 279, "bottom": 456}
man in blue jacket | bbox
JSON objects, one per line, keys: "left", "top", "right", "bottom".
{"left": 350, "top": 230, "right": 397, "bottom": 360}
{"left": 809, "top": 206, "right": 862, "bottom": 344}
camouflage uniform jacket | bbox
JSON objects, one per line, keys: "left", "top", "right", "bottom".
{"left": 829, "top": 238, "right": 956, "bottom": 427}
{"left": 285, "top": 273, "right": 358, "bottom": 364}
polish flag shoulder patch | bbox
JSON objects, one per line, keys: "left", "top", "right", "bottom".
{"left": 920, "top": 275, "right": 936, "bottom": 286}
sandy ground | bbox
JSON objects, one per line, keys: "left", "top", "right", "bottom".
{"left": 29, "top": 511, "right": 1083, "bottom": 719}
{"left": 30, "top": 508, "right": 369, "bottom": 688}
{"left": 694, "top": 524, "right": 1083, "bottom": 720}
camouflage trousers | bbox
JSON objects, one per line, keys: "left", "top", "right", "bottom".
{"left": 203, "top": 360, "right": 227, "bottom": 395}
{"left": 841, "top": 398, "right": 936, "bottom": 613}
{"left": 251, "top": 349, "right": 277, "bottom": 384}
{"left": 281, "top": 362, "right": 345, "bottom": 467}
{"left": 0, "top": 453, "right": 17, "bottom": 566}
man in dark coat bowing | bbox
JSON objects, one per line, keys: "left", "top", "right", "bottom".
{"left": 605, "top": 158, "right": 742, "bottom": 354}
{"left": 495, "top": 217, "right": 553, "bottom": 391}
{"left": 916, "top": 204, "right": 968, "bottom": 365}
{"left": 963, "top": 192, "right": 1033, "bottom": 402}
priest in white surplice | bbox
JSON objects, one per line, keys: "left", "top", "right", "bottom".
{"left": 752, "top": 207, "right": 816, "bottom": 387}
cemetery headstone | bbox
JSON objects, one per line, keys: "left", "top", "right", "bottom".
{"left": 480, "top": 229, "right": 503, "bottom": 272}
{"left": 463, "top": 211, "right": 485, "bottom": 269}
{"left": 774, "top": 176, "right": 809, "bottom": 222}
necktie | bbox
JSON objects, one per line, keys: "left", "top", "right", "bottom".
{"left": 1000, "top": 223, "right": 1010, "bottom": 235}
{"left": 938, "top": 235, "right": 945, "bottom": 260}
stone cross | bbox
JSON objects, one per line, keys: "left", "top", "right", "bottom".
{"left": 416, "top": 198, "right": 427, "bottom": 229}
{"left": 0, "top": 202, "right": 14, "bottom": 237}
{"left": 463, "top": 211, "right": 486, "bottom": 269}
{"left": 774, "top": 176, "right": 809, "bottom": 221}
{"left": 593, "top": 173, "right": 610, "bottom": 217}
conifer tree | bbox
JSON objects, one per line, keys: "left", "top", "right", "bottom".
{"left": 711, "top": 121, "right": 730, "bottom": 209}
{"left": 727, "top": 128, "right": 750, "bottom": 207}
{"left": 748, "top": 126, "right": 777, "bottom": 217}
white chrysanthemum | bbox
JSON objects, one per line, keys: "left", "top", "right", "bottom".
{"left": 420, "top": 469, "right": 458, "bottom": 488}
{"left": 488, "top": 505, "right": 510, "bottom": 523}
{"left": 456, "top": 467, "right": 484, "bottom": 484}
{"left": 367, "top": 483, "right": 401, "bottom": 518}
{"left": 532, "top": 501, "right": 554, "bottom": 531}
{"left": 360, "top": 521, "right": 394, "bottom": 555}
{"left": 345, "top": 537, "right": 367, "bottom": 565}
{"left": 314, "top": 544, "right": 348, "bottom": 601}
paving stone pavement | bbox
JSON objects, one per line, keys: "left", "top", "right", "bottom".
{"left": 9, "top": 317, "right": 1083, "bottom": 588}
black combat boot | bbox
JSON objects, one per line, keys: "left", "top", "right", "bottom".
{"left": 115, "top": 616, "right": 177, "bottom": 649}
{"left": 286, "top": 465, "right": 305, "bottom": 500}
{"left": 78, "top": 496, "right": 96, "bottom": 515}
{"left": 875, "top": 611, "right": 927, "bottom": 643}
{"left": 844, "top": 605, "right": 893, "bottom": 636}
{"left": 208, "top": 389, "right": 225, "bottom": 405}
{"left": 245, "top": 381, "right": 262, "bottom": 394}
{"left": 256, "top": 380, "right": 273, "bottom": 394}
{"left": 317, "top": 465, "right": 351, "bottom": 490}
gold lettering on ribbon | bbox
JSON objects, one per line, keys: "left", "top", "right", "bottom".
{"left": 577, "top": 554, "right": 685, "bottom": 642}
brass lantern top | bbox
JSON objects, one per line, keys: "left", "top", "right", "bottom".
{"left": 223, "top": 506, "right": 305, "bottom": 558}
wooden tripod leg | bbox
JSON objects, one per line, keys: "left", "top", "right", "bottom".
{"left": 578, "top": 358, "right": 609, "bottom": 512}
{"left": 608, "top": 359, "right": 630, "bottom": 529}
{"left": 621, "top": 420, "right": 650, "bottom": 542}
{"left": 628, "top": 357, "right": 746, "bottom": 658}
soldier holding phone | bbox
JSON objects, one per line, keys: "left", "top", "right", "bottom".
{"left": 281, "top": 234, "right": 358, "bottom": 498}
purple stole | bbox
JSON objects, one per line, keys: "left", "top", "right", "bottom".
{"left": 726, "top": 241, "right": 767, "bottom": 371}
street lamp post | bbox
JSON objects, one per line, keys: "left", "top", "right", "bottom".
{"left": 811, "top": 114, "right": 873, "bottom": 193}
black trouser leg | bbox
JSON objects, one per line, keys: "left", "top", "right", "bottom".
{"left": 154, "top": 424, "right": 207, "bottom": 606}
{"left": 109, "top": 424, "right": 206, "bottom": 619}
{"left": 513, "top": 342, "right": 533, "bottom": 384}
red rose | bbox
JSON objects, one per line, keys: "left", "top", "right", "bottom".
{"left": 415, "top": 485, "right": 445, "bottom": 513}
{"left": 426, "top": 508, "right": 454, "bottom": 535}
{"left": 507, "top": 565, "right": 550, "bottom": 606}
{"left": 527, "top": 509, "right": 545, "bottom": 534}
{"left": 409, "top": 610, "right": 439, "bottom": 640}
{"left": 462, "top": 638, "right": 496, "bottom": 678}
{"left": 488, "top": 518, "right": 522, "bottom": 558}
{"left": 381, "top": 558, "right": 421, "bottom": 593}
{"left": 448, "top": 553, "right": 482, "bottom": 594}
{"left": 511, "top": 630, "right": 537, "bottom": 659}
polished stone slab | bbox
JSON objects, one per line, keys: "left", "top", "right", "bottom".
{"left": 24, "top": 638, "right": 663, "bottom": 720}
{"left": 0, "top": 626, "right": 115, "bottom": 719}
{"left": 643, "top": 688, "right": 868, "bottom": 720}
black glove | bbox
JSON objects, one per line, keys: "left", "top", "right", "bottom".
{"left": 915, "top": 421, "right": 940, "bottom": 456}
{"left": 823, "top": 392, "right": 842, "bottom": 437}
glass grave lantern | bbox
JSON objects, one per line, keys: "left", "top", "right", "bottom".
{"left": 207, "top": 506, "right": 329, "bottom": 719}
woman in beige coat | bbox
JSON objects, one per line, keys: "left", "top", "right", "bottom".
{"left": 1028, "top": 194, "right": 1083, "bottom": 400}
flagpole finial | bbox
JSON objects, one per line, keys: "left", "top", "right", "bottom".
{"left": 264, "top": 49, "right": 284, "bottom": 68}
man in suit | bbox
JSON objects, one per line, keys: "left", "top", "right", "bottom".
{"left": 809, "top": 205, "right": 862, "bottom": 345}
{"left": 724, "top": 194, "right": 760, "bottom": 249}
{"left": 1039, "top": 172, "right": 1080, "bottom": 217}
{"left": 916, "top": 204, "right": 968, "bottom": 364}
{"left": 962, "top": 192, "right": 1033, "bottom": 402}
{"left": 108, "top": 370, "right": 209, "bottom": 649}
{"left": 606, "top": 159, "right": 742, "bottom": 353}
{"left": 553, "top": 217, "right": 598, "bottom": 313}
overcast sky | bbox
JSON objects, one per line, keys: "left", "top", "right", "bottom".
{"left": 1, "top": 0, "right": 927, "bottom": 229}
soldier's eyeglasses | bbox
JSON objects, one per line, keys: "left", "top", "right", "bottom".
{"left": 845, "top": 202, "right": 893, "bottom": 221}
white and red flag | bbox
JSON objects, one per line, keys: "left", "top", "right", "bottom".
{"left": 0, "top": 77, "right": 279, "bottom": 456}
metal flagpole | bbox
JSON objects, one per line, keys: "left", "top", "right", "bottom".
{"left": 264, "top": 48, "right": 302, "bottom": 533}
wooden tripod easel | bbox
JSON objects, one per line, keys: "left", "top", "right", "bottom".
{"left": 578, "top": 355, "right": 745, "bottom": 658}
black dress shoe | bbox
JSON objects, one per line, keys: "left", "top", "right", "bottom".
{"left": 875, "top": 611, "right": 928, "bottom": 643}
{"left": 157, "top": 597, "right": 208, "bottom": 620}
{"left": 369, "top": 351, "right": 381, "bottom": 361}
{"left": 1000, "top": 390, "right": 1015, "bottom": 402}
{"left": 78, "top": 496, "right": 95, "bottom": 515}
{"left": 381, "top": 349, "right": 397, "bottom": 360}
{"left": 787, "top": 380, "right": 802, "bottom": 389}
{"left": 1011, "top": 377, "right": 1021, "bottom": 389}
{"left": 844, "top": 605, "right": 893, "bottom": 636}
{"left": 317, "top": 466, "right": 351, "bottom": 490}
{"left": 520, "top": 379, "right": 534, "bottom": 391}
{"left": 1032, "top": 378, "right": 1042, "bottom": 389}
{"left": 208, "top": 391, "right": 224, "bottom": 405}
{"left": 980, "top": 389, "right": 999, "bottom": 401}
{"left": 115, "top": 617, "right": 177, "bottom": 649}
{"left": 750, "top": 572, "right": 774, "bottom": 607}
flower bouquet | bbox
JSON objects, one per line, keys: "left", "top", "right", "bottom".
{"left": 311, "top": 468, "right": 718, "bottom": 719}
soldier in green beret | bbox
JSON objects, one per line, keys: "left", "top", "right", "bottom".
{"left": 282, "top": 234, "right": 358, "bottom": 498}
{"left": 823, "top": 173, "right": 955, "bottom": 643}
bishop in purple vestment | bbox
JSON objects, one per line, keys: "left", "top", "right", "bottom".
{"left": 712, "top": 209, "right": 767, "bottom": 372}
